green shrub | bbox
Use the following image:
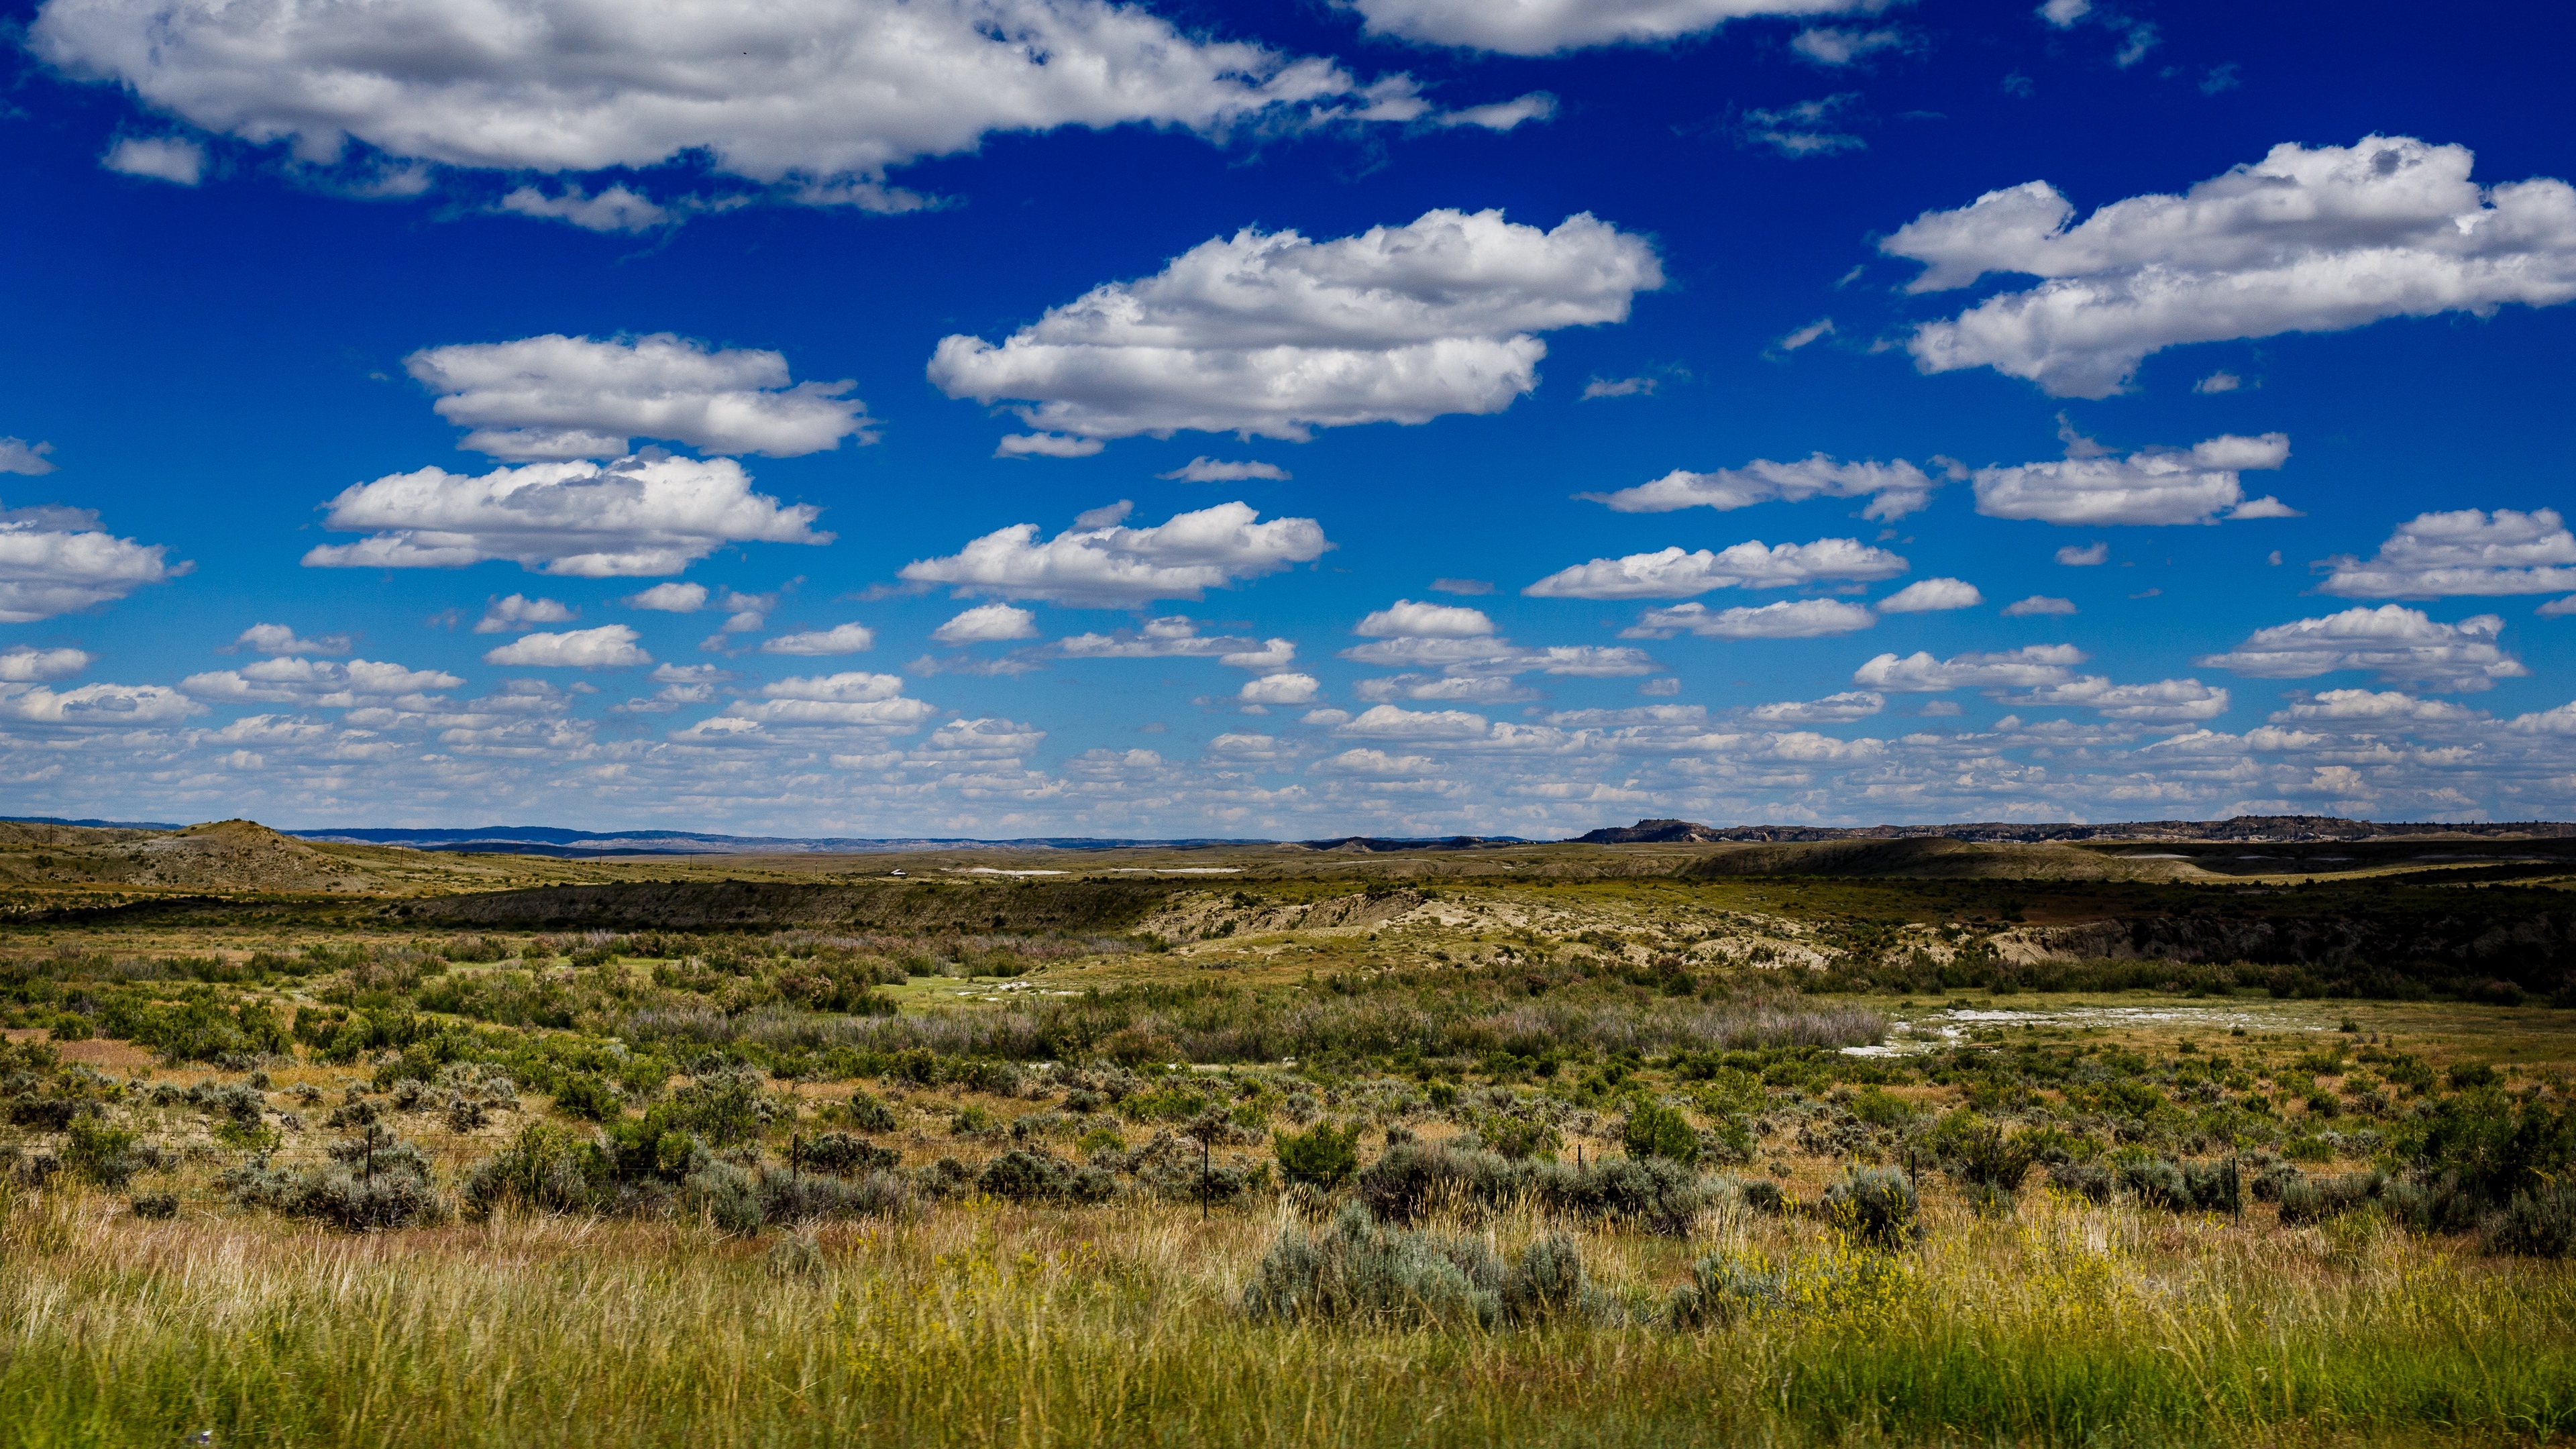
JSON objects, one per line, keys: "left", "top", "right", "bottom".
{"left": 1242, "top": 1202, "right": 1502, "bottom": 1329}
{"left": 549, "top": 1074, "right": 620, "bottom": 1122}
{"left": 1825, "top": 1167, "right": 1920, "bottom": 1250}
{"left": 129, "top": 1191, "right": 178, "bottom": 1220}
{"left": 837, "top": 1091, "right": 898, "bottom": 1132}
{"left": 1500, "top": 1233, "right": 1590, "bottom": 1325}
{"left": 2485, "top": 1180, "right": 2576, "bottom": 1258}
{"left": 62, "top": 1116, "right": 141, "bottom": 1190}
{"left": 1273, "top": 1121, "right": 1362, "bottom": 1191}
{"left": 977, "top": 1149, "right": 1114, "bottom": 1203}
{"left": 1668, "top": 1250, "right": 1788, "bottom": 1329}
{"left": 1622, "top": 1102, "right": 1699, "bottom": 1165}
{"left": 462, "top": 1123, "right": 609, "bottom": 1215}
{"left": 2279, "top": 1171, "right": 2387, "bottom": 1226}
{"left": 796, "top": 1131, "right": 898, "bottom": 1176}
{"left": 1931, "top": 1112, "right": 2038, "bottom": 1193}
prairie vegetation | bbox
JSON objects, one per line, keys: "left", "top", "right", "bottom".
{"left": 3, "top": 860, "right": 2573, "bottom": 1445}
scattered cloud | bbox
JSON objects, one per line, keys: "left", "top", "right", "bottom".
{"left": 2318, "top": 508, "right": 2576, "bottom": 598}
{"left": 760, "top": 623, "right": 877, "bottom": 655}
{"left": 101, "top": 135, "right": 204, "bottom": 184}
{"left": 625, "top": 582, "right": 710, "bottom": 612}
{"left": 35, "top": 0, "right": 1481, "bottom": 200}
{"left": 0, "top": 440, "right": 56, "bottom": 476}
{"left": 2001, "top": 675, "right": 2229, "bottom": 722}
{"left": 1773, "top": 317, "right": 1836, "bottom": 352}
{"left": 1884, "top": 136, "right": 2576, "bottom": 397}
{"left": 899, "top": 502, "right": 1327, "bottom": 607}
{"left": 932, "top": 604, "right": 1040, "bottom": 645}
{"left": 493, "top": 184, "right": 674, "bottom": 233}
{"left": 1739, "top": 94, "right": 1864, "bottom": 157}
{"left": 1160, "top": 458, "right": 1289, "bottom": 482}
{"left": 1579, "top": 454, "right": 1947, "bottom": 521}
{"left": 715, "top": 672, "right": 935, "bottom": 729}
{"left": 1058, "top": 615, "right": 1277, "bottom": 663}
{"left": 1854, "top": 644, "right": 2086, "bottom": 691}
{"left": 0, "top": 501, "right": 186, "bottom": 623}
{"left": 407, "top": 334, "right": 873, "bottom": 460}
{"left": 1792, "top": 27, "right": 1907, "bottom": 64}
{"left": 302, "top": 453, "right": 828, "bottom": 577}
{"left": 0, "top": 646, "right": 92, "bottom": 682}
{"left": 2196, "top": 606, "right": 2528, "bottom": 692}
{"left": 233, "top": 623, "right": 352, "bottom": 655}
{"left": 0, "top": 681, "right": 199, "bottom": 725}
{"left": 928, "top": 209, "right": 1662, "bottom": 446}
{"left": 1975, "top": 430, "right": 2294, "bottom": 525}
{"left": 2003, "top": 595, "right": 2078, "bottom": 616}
{"left": 1748, "top": 690, "right": 1884, "bottom": 723}
{"left": 1348, "top": 0, "right": 1890, "bottom": 53}
{"left": 1240, "top": 673, "right": 1322, "bottom": 706}
{"left": 1524, "top": 537, "right": 1907, "bottom": 600}
{"left": 180, "top": 656, "right": 466, "bottom": 704}
{"left": 1358, "top": 599, "right": 1494, "bottom": 638}
{"left": 1621, "top": 598, "right": 1876, "bottom": 639}
{"left": 474, "top": 594, "right": 578, "bottom": 633}
{"left": 1580, "top": 376, "right": 1657, "bottom": 399}
{"left": 1432, "top": 578, "right": 1495, "bottom": 596}
{"left": 2194, "top": 370, "right": 2242, "bottom": 394}
{"left": 481, "top": 625, "right": 651, "bottom": 668}
{"left": 2056, "top": 542, "right": 2108, "bottom": 566}
{"left": 1876, "top": 578, "right": 1982, "bottom": 612}
{"left": 996, "top": 433, "right": 1107, "bottom": 460}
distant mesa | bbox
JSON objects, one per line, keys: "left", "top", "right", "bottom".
{"left": 1571, "top": 814, "right": 2576, "bottom": 845}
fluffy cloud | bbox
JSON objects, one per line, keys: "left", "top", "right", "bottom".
{"left": 1620, "top": 598, "right": 1874, "bottom": 639}
{"left": 1523, "top": 538, "right": 1907, "bottom": 599}
{"left": 1791, "top": 25, "right": 1906, "bottom": 63}
{"left": 2000, "top": 676, "right": 2231, "bottom": 723}
{"left": 1348, "top": 0, "right": 1890, "bottom": 54}
{"left": 1161, "top": 458, "right": 1290, "bottom": 482}
{"left": 625, "top": 582, "right": 709, "bottom": 612}
{"left": 1358, "top": 599, "right": 1495, "bottom": 638}
{"left": 407, "top": 335, "right": 873, "bottom": 462}
{"left": 1056, "top": 615, "right": 1288, "bottom": 669}
{"left": 2003, "top": 595, "right": 2078, "bottom": 616}
{"left": 1884, "top": 136, "right": 2576, "bottom": 396}
{"left": 1876, "top": 578, "right": 1982, "bottom": 612}
{"left": 1239, "top": 673, "right": 1321, "bottom": 705}
{"left": 0, "top": 502, "right": 186, "bottom": 623}
{"left": 1974, "top": 433, "right": 2294, "bottom": 525}
{"left": 303, "top": 453, "right": 828, "bottom": 577}
{"left": 0, "top": 681, "right": 199, "bottom": 724}
{"left": 760, "top": 623, "right": 877, "bottom": 655}
{"left": 1748, "top": 690, "right": 1884, "bottom": 723}
{"left": 2318, "top": 508, "right": 2576, "bottom": 598}
{"left": 0, "top": 646, "right": 92, "bottom": 682}
{"left": 898, "top": 502, "right": 1328, "bottom": 606}
{"left": 1336, "top": 704, "right": 1492, "bottom": 739}
{"left": 181, "top": 656, "right": 466, "bottom": 704}
{"left": 1854, "top": 644, "right": 2086, "bottom": 691}
{"left": 474, "top": 594, "right": 578, "bottom": 633}
{"left": 2055, "top": 542, "right": 2108, "bottom": 566}
{"left": 102, "top": 134, "right": 205, "bottom": 183}
{"left": 0, "top": 440, "right": 56, "bottom": 476}
{"left": 34, "top": 0, "right": 1495, "bottom": 197}
{"left": 1579, "top": 453, "right": 1943, "bottom": 522}
{"left": 932, "top": 604, "right": 1039, "bottom": 645}
{"left": 2271, "top": 688, "right": 2479, "bottom": 724}
{"left": 481, "top": 625, "right": 651, "bottom": 668}
{"left": 715, "top": 672, "right": 937, "bottom": 729}
{"left": 2196, "top": 606, "right": 2528, "bottom": 692}
{"left": 928, "top": 209, "right": 1661, "bottom": 446}
{"left": 233, "top": 623, "right": 352, "bottom": 655}
{"left": 1356, "top": 674, "right": 1538, "bottom": 704}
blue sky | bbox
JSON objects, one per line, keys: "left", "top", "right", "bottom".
{"left": 4, "top": 0, "right": 2574, "bottom": 837}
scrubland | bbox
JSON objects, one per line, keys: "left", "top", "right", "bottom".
{"left": 3, "top": 867, "right": 2573, "bottom": 1446}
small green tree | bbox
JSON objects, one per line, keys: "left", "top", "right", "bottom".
{"left": 1274, "top": 1121, "right": 1362, "bottom": 1190}
{"left": 1623, "top": 1101, "right": 1699, "bottom": 1165}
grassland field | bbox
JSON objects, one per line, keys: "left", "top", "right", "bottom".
{"left": 3, "top": 839, "right": 2574, "bottom": 1447}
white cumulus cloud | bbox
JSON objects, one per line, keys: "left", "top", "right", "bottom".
{"left": 474, "top": 594, "right": 578, "bottom": 633}
{"left": 1974, "top": 432, "right": 2293, "bottom": 525}
{"left": 2195, "top": 605, "right": 2528, "bottom": 692}
{"left": 1160, "top": 458, "right": 1290, "bottom": 482}
{"left": 1239, "top": 673, "right": 1321, "bottom": 705}
{"left": 1349, "top": 0, "right": 1892, "bottom": 55}
{"left": 1621, "top": 598, "right": 1876, "bottom": 639}
{"left": 1748, "top": 690, "right": 1883, "bottom": 723}
{"left": 761, "top": 623, "right": 877, "bottom": 655}
{"left": 407, "top": 334, "right": 873, "bottom": 460}
{"left": 1876, "top": 578, "right": 1982, "bottom": 612}
{"left": 932, "top": 603, "right": 1039, "bottom": 645}
{"left": 928, "top": 209, "right": 1662, "bottom": 445}
{"left": 181, "top": 656, "right": 466, "bottom": 704}
{"left": 0, "top": 681, "right": 199, "bottom": 724}
{"left": 1357, "top": 599, "right": 1495, "bottom": 638}
{"left": 1884, "top": 136, "right": 2576, "bottom": 397}
{"left": 2318, "top": 508, "right": 2576, "bottom": 598}
{"left": 102, "top": 134, "right": 205, "bottom": 184}
{"left": 2002, "top": 595, "right": 2078, "bottom": 616}
{"left": 625, "top": 582, "right": 710, "bottom": 612}
{"left": 2001, "top": 675, "right": 2231, "bottom": 723}
{"left": 714, "top": 672, "right": 935, "bottom": 729}
{"left": 1578, "top": 454, "right": 1944, "bottom": 522}
{"left": 1854, "top": 643, "right": 2086, "bottom": 692}
{"left": 0, "top": 646, "right": 93, "bottom": 682}
{"left": 0, "top": 440, "right": 57, "bottom": 476}
{"left": 0, "top": 501, "right": 186, "bottom": 623}
{"left": 482, "top": 625, "right": 651, "bottom": 668}
{"left": 898, "top": 501, "right": 1328, "bottom": 606}
{"left": 1336, "top": 704, "right": 1492, "bottom": 739}
{"left": 233, "top": 623, "right": 352, "bottom": 655}
{"left": 34, "top": 0, "right": 1481, "bottom": 198}
{"left": 303, "top": 453, "right": 828, "bottom": 578}
{"left": 1524, "top": 537, "right": 1907, "bottom": 600}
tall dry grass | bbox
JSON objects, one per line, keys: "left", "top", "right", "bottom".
{"left": 3, "top": 1176, "right": 2570, "bottom": 1448}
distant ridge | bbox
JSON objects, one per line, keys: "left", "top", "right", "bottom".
{"left": 4, "top": 814, "right": 185, "bottom": 830}
{"left": 1573, "top": 815, "right": 2576, "bottom": 845}
{"left": 286, "top": 826, "right": 1278, "bottom": 857}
